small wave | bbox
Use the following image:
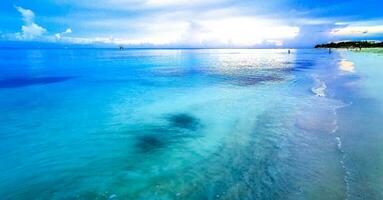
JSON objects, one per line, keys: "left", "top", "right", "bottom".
{"left": 311, "top": 76, "right": 327, "bottom": 97}
{"left": 330, "top": 108, "right": 340, "bottom": 134}
{"left": 335, "top": 137, "right": 343, "bottom": 152}
{"left": 331, "top": 125, "right": 339, "bottom": 134}
{"left": 335, "top": 136, "right": 351, "bottom": 199}
{"left": 332, "top": 101, "right": 354, "bottom": 199}
{"left": 330, "top": 101, "right": 353, "bottom": 134}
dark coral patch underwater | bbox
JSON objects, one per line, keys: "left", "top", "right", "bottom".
{"left": 0, "top": 76, "right": 75, "bottom": 88}
{"left": 134, "top": 113, "right": 202, "bottom": 153}
{"left": 166, "top": 113, "right": 202, "bottom": 131}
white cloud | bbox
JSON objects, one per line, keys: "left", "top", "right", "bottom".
{"left": 57, "top": 0, "right": 227, "bottom": 10}
{"left": 55, "top": 28, "right": 72, "bottom": 39}
{"left": 113, "top": 17, "right": 299, "bottom": 47}
{"left": 11, "top": 3, "right": 301, "bottom": 47}
{"left": 181, "top": 17, "right": 299, "bottom": 46}
{"left": 331, "top": 25, "right": 383, "bottom": 36}
{"left": 21, "top": 24, "right": 46, "bottom": 39}
{"left": 64, "top": 28, "right": 72, "bottom": 34}
{"left": 144, "top": 0, "right": 225, "bottom": 8}
{"left": 16, "top": 6, "right": 34, "bottom": 24}
{"left": 65, "top": 16, "right": 299, "bottom": 47}
{"left": 15, "top": 6, "right": 46, "bottom": 39}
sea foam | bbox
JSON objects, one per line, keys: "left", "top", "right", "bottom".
{"left": 311, "top": 76, "right": 327, "bottom": 97}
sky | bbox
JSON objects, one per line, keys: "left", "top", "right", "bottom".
{"left": 0, "top": 0, "right": 382, "bottom": 48}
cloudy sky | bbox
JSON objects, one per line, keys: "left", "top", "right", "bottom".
{"left": 0, "top": 0, "right": 382, "bottom": 48}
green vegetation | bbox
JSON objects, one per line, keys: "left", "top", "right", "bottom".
{"left": 315, "top": 41, "right": 383, "bottom": 49}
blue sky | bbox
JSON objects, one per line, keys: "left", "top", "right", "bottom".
{"left": 0, "top": 0, "right": 382, "bottom": 48}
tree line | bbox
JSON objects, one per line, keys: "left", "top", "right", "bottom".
{"left": 315, "top": 41, "right": 383, "bottom": 48}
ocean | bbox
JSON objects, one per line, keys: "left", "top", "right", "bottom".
{"left": 0, "top": 48, "right": 382, "bottom": 199}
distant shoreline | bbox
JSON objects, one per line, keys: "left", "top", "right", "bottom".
{"left": 315, "top": 41, "right": 383, "bottom": 49}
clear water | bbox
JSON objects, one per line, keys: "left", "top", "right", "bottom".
{"left": 0, "top": 49, "right": 382, "bottom": 200}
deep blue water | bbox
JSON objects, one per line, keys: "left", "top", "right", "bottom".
{"left": 0, "top": 49, "right": 382, "bottom": 200}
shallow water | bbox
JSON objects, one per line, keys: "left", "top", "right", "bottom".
{"left": 0, "top": 49, "right": 382, "bottom": 199}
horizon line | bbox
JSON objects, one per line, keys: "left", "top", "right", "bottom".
{"left": 0, "top": 47, "right": 319, "bottom": 50}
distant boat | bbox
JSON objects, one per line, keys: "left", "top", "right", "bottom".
{"left": 119, "top": 45, "right": 124, "bottom": 50}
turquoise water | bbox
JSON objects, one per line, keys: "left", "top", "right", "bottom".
{"left": 0, "top": 49, "right": 382, "bottom": 199}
